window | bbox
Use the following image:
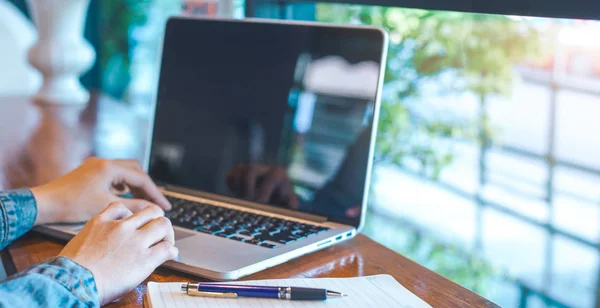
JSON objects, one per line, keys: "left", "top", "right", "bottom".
{"left": 248, "top": 2, "right": 600, "bottom": 307}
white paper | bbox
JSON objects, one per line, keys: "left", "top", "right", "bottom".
{"left": 146, "top": 275, "right": 431, "bottom": 308}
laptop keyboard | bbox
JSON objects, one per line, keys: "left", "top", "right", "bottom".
{"left": 164, "top": 195, "right": 330, "bottom": 249}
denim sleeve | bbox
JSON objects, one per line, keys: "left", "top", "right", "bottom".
{"left": 0, "top": 189, "right": 37, "bottom": 251}
{"left": 0, "top": 190, "right": 101, "bottom": 307}
{"left": 0, "top": 257, "right": 100, "bottom": 308}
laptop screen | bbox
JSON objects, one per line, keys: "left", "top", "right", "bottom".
{"left": 149, "top": 18, "right": 386, "bottom": 227}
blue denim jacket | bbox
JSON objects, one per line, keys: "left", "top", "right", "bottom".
{"left": 0, "top": 189, "right": 100, "bottom": 307}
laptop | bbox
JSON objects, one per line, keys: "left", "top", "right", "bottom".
{"left": 38, "top": 17, "right": 388, "bottom": 281}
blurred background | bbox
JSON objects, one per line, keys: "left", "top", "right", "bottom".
{"left": 2, "top": 0, "right": 600, "bottom": 307}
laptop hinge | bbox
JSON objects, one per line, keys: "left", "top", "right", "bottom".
{"left": 161, "top": 185, "right": 328, "bottom": 223}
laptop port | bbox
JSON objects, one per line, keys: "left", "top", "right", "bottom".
{"left": 336, "top": 235, "right": 343, "bottom": 241}
{"left": 317, "top": 240, "right": 332, "bottom": 247}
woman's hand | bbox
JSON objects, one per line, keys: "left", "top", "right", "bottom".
{"left": 30, "top": 157, "right": 171, "bottom": 225}
{"left": 59, "top": 202, "right": 178, "bottom": 306}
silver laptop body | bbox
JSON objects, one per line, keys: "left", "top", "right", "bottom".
{"left": 37, "top": 17, "right": 388, "bottom": 281}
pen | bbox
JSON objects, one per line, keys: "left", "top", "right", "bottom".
{"left": 181, "top": 282, "right": 346, "bottom": 300}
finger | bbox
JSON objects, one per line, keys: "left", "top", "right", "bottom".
{"left": 148, "top": 241, "right": 179, "bottom": 266}
{"left": 256, "top": 167, "right": 286, "bottom": 204}
{"left": 226, "top": 165, "right": 243, "bottom": 196}
{"left": 113, "top": 165, "right": 171, "bottom": 210}
{"left": 289, "top": 194, "right": 300, "bottom": 209}
{"left": 123, "top": 204, "right": 165, "bottom": 229}
{"left": 244, "top": 165, "right": 270, "bottom": 200}
{"left": 113, "top": 159, "right": 144, "bottom": 172}
{"left": 244, "top": 166, "right": 261, "bottom": 200}
{"left": 235, "top": 164, "right": 249, "bottom": 198}
{"left": 278, "top": 180, "right": 299, "bottom": 209}
{"left": 98, "top": 202, "right": 134, "bottom": 221}
{"left": 119, "top": 198, "right": 156, "bottom": 213}
{"left": 138, "top": 216, "right": 175, "bottom": 247}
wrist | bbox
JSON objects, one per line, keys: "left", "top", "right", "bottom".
{"left": 30, "top": 185, "right": 64, "bottom": 225}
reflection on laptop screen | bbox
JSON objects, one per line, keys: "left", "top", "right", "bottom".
{"left": 149, "top": 19, "right": 386, "bottom": 227}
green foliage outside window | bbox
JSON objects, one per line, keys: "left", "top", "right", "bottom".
{"left": 100, "top": 0, "right": 152, "bottom": 98}
{"left": 317, "top": 4, "right": 546, "bottom": 297}
{"left": 317, "top": 5, "right": 542, "bottom": 179}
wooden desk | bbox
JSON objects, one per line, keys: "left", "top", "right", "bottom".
{"left": 0, "top": 95, "right": 497, "bottom": 307}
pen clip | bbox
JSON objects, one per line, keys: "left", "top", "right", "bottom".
{"left": 187, "top": 289, "right": 238, "bottom": 298}
{"left": 182, "top": 284, "right": 237, "bottom": 298}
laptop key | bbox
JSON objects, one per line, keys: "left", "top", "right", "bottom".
{"left": 307, "top": 228, "right": 321, "bottom": 234}
{"left": 239, "top": 230, "right": 260, "bottom": 237}
{"left": 274, "top": 238, "right": 295, "bottom": 245}
{"left": 277, "top": 227, "right": 291, "bottom": 233}
{"left": 263, "top": 235, "right": 295, "bottom": 245}
{"left": 231, "top": 225, "right": 246, "bottom": 233}
{"left": 317, "top": 226, "right": 330, "bottom": 232}
{"left": 192, "top": 218, "right": 205, "bottom": 226}
{"left": 231, "top": 236, "right": 246, "bottom": 242}
{"left": 195, "top": 224, "right": 222, "bottom": 233}
{"left": 260, "top": 243, "right": 277, "bottom": 249}
{"left": 276, "top": 231, "right": 297, "bottom": 241}
{"left": 245, "top": 238, "right": 263, "bottom": 245}
{"left": 220, "top": 228, "right": 237, "bottom": 236}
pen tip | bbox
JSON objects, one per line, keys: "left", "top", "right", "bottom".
{"left": 327, "top": 291, "right": 346, "bottom": 297}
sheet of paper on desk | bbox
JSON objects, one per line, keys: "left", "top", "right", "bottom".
{"left": 145, "top": 274, "right": 431, "bottom": 308}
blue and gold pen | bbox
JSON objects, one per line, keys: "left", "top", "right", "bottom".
{"left": 181, "top": 282, "right": 346, "bottom": 300}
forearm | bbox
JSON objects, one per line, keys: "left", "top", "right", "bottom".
{"left": 0, "top": 256, "right": 99, "bottom": 308}
{"left": 0, "top": 189, "right": 37, "bottom": 250}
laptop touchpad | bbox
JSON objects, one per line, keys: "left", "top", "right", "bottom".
{"left": 174, "top": 227, "right": 197, "bottom": 240}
